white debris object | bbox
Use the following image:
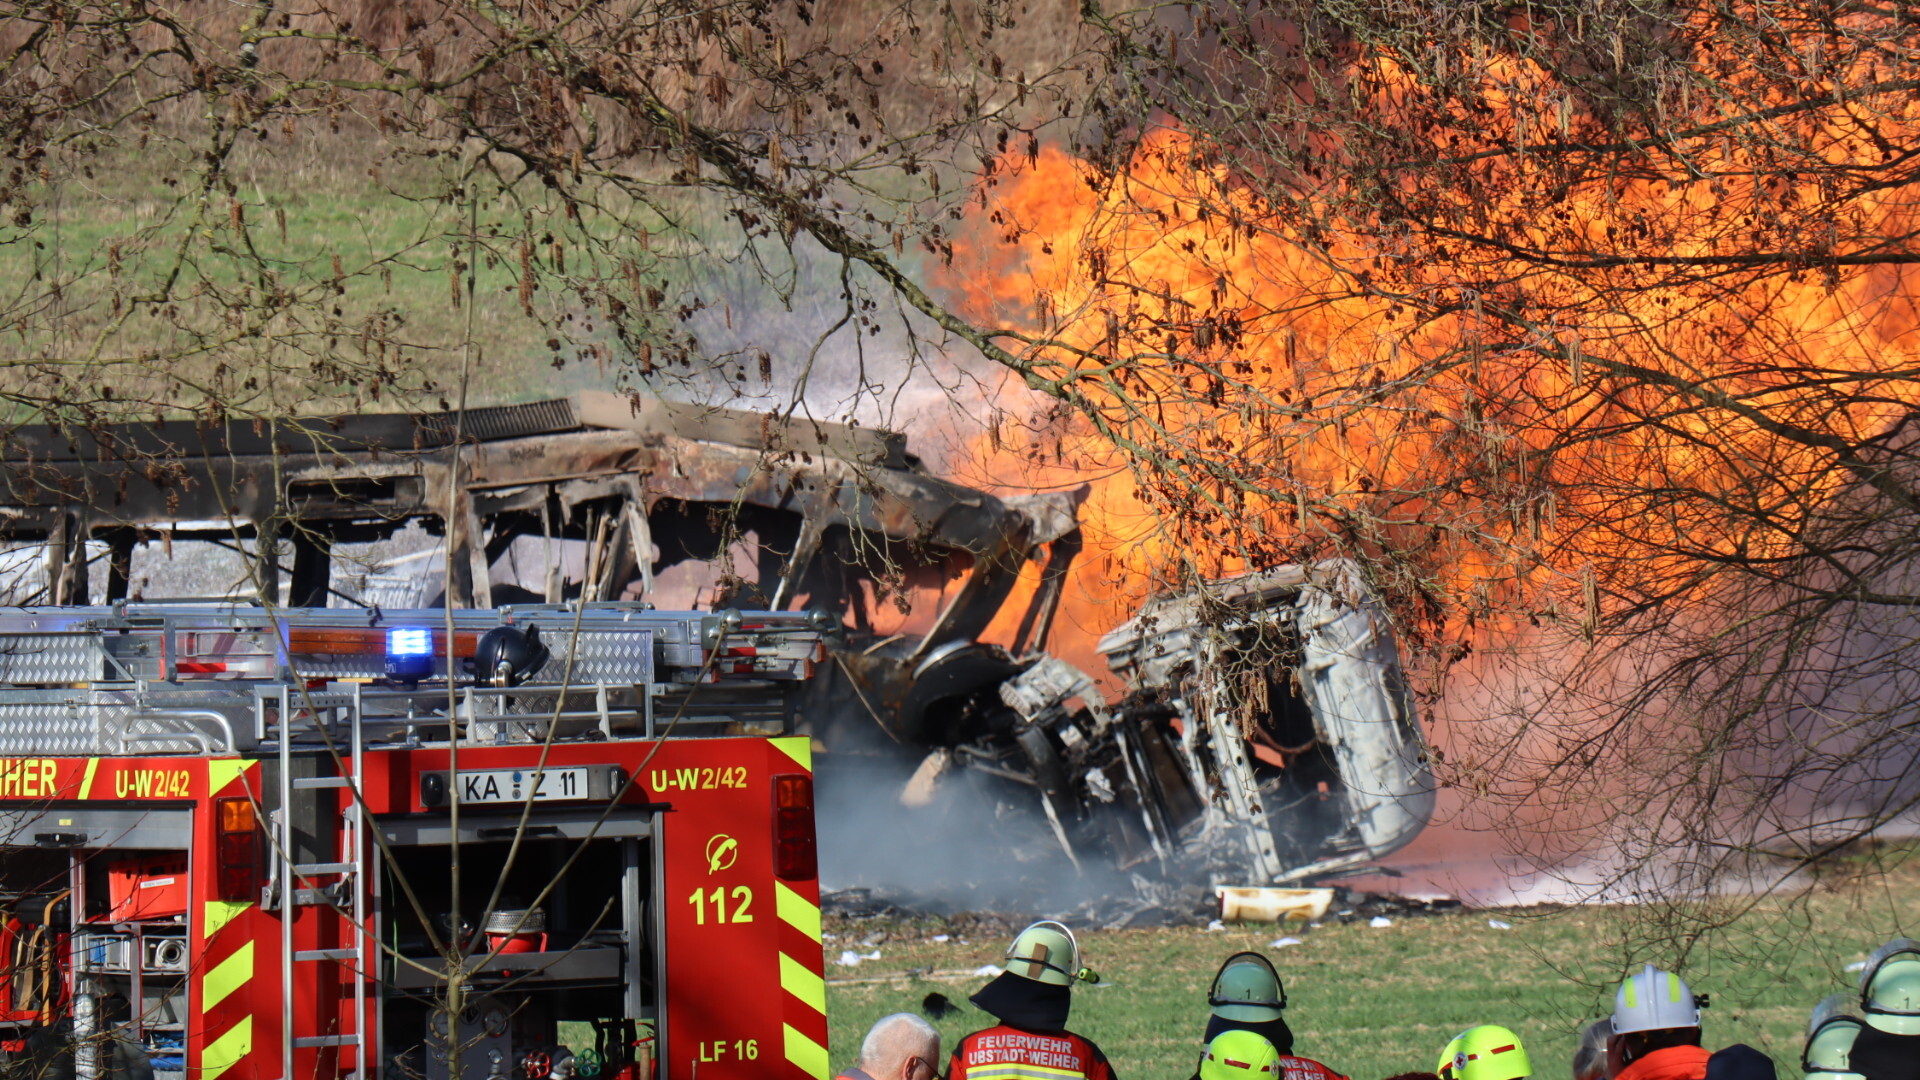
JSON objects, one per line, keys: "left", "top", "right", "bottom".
{"left": 1206, "top": 920, "right": 1226, "bottom": 932}
{"left": 1847, "top": 960, "right": 1870, "bottom": 972}
{"left": 863, "top": 950, "right": 882, "bottom": 961}
{"left": 1217, "top": 886, "right": 1335, "bottom": 924}
{"left": 1269, "top": 937, "right": 1303, "bottom": 948}
{"left": 932, "top": 935, "right": 951, "bottom": 943}
{"left": 1488, "top": 919, "right": 1513, "bottom": 930}
{"left": 836, "top": 950, "right": 862, "bottom": 967}
{"left": 1369, "top": 916, "right": 1393, "bottom": 928}
{"left": 973, "top": 964, "right": 1006, "bottom": 977}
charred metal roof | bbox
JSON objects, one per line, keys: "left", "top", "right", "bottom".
{"left": 0, "top": 392, "right": 1035, "bottom": 555}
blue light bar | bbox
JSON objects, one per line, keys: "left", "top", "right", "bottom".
{"left": 387, "top": 627, "right": 433, "bottom": 657}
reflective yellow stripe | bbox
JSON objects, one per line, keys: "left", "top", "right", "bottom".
{"left": 784, "top": 1023, "right": 829, "bottom": 1080}
{"left": 771, "top": 736, "right": 812, "bottom": 773}
{"left": 201, "top": 1015, "right": 253, "bottom": 1080}
{"left": 775, "top": 881, "right": 822, "bottom": 942}
{"left": 1623, "top": 979, "right": 1638, "bottom": 1009}
{"left": 78, "top": 758, "right": 99, "bottom": 799}
{"left": 207, "top": 758, "right": 251, "bottom": 797}
{"left": 966, "top": 1065, "right": 1089, "bottom": 1080}
{"left": 1668, "top": 973, "right": 1683, "bottom": 1003}
{"left": 780, "top": 952, "right": 826, "bottom": 1015}
{"left": 201, "top": 941, "right": 253, "bottom": 1011}
{"left": 203, "top": 900, "right": 252, "bottom": 942}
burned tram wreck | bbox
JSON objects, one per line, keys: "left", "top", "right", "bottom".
{"left": 0, "top": 393, "right": 1432, "bottom": 887}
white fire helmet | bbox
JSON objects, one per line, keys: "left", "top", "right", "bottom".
{"left": 1004, "top": 921, "right": 1095, "bottom": 987}
{"left": 1802, "top": 993, "right": 1865, "bottom": 1080}
{"left": 1611, "top": 964, "right": 1702, "bottom": 1035}
{"left": 1858, "top": 937, "right": 1920, "bottom": 1035}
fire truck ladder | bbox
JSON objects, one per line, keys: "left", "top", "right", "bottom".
{"left": 270, "top": 683, "right": 369, "bottom": 1080}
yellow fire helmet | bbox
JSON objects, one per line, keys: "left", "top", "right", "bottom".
{"left": 1004, "top": 920, "right": 1097, "bottom": 987}
{"left": 1454, "top": 1024, "right": 1532, "bottom": 1080}
{"left": 1200, "top": 1030, "right": 1283, "bottom": 1080}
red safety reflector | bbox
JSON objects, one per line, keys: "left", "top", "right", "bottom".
{"left": 1491, "top": 1046, "right": 1516, "bottom": 1055}
{"left": 175, "top": 662, "right": 227, "bottom": 674}
{"left": 772, "top": 774, "right": 817, "bottom": 881}
{"left": 1224, "top": 1060, "right": 1250, "bottom": 1070}
{"left": 214, "top": 796, "right": 260, "bottom": 902}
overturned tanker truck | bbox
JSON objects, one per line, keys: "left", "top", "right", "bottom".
{"left": 0, "top": 392, "right": 1433, "bottom": 889}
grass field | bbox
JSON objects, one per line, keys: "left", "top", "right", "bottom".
{"left": 825, "top": 851, "right": 1920, "bottom": 1079}
{"left": 1, "top": 115, "right": 900, "bottom": 417}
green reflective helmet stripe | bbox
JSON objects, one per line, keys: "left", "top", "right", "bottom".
{"left": 1618, "top": 971, "right": 1686, "bottom": 1010}
{"left": 1210, "top": 952, "right": 1287, "bottom": 1023}
{"left": 1200, "top": 1030, "right": 1282, "bottom": 1080}
{"left": 1613, "top": 965, "right": 1700, "bottom": 1034}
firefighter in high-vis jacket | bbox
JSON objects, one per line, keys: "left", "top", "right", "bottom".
{"left": 948, "top": 921, "right": 1117, "bottom": 1080}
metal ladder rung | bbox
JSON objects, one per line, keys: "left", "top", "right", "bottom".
{"left": 294, "top": 948, "right": 361, "bottom": 962}
{"left": 292, "top": 862, "right": 355, "bottom": 875}
{"left": 293, "top": 776, "right": 353, "bottom": 790}
{"left": 294, "top": 1035, "right": 362, "bottom": 1049}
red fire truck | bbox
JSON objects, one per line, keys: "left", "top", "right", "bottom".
{"left": 0, "top": 602, "right": 832, "bottom": 1080}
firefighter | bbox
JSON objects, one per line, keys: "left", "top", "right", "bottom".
{"left": 1199, "top": 1030, "right": 1284, "bottom": 1080}
{"left": 1606, "top": 965, "right": 1775, "bottom": 1080}
{"left": 1850, "top": 938, "right": 1920, "bottom": 1080}
{"left": 1450, "top": 1025, "right": 1532, "bottom": 1080}
{"left": 948, "top": 921, "right": 1117, "bottom": 1080}
{"left": 1185, "top": 952, "right": 1349, "bottom": 1080}
{"left": 1607, "top": 965, "right": 1710, "bottom": 1080}
{"left": 1202, "top": 953, "right": 1293, "bottom": 1051}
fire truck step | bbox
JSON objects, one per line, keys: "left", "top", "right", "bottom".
{"left": 293, "top": 1036, "right": 361, "bottom": 1049}
{"left": 294, "top": 949, "right": 361, "bottom": 962}
{"left": 292, "top": 776, "right": 354, "bottom": 789}
{"left": 293, "top": 862, "right": 356, "bottom": 875}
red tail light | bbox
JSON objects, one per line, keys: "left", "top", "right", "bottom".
{"left": 772, "top": 774, "right": 817, "bottom": 881}
{"left": 215, "top": 797, "right": 260, "bottom": 902}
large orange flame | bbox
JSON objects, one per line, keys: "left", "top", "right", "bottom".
{"left": 948, "top": 52, "right": 1920, "bottom": 687}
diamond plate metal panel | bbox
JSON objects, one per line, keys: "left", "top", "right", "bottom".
{"left": 535, "top": 629, "right": 654, "bottom": 686}
{"left": 0, "top": 697, "right": 99, "bottom": 755}
{"left": 0, "top": 634, "right": 106, "bottom": 685}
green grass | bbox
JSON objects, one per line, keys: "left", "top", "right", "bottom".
{"left": 1, "top": 117, "right": 723, "bottom": 410}
{"left": 825, "top": 853, "right": 1920, "bottom": 1079}
{"left": 3, "top": 111, "right": 934, "bottom": 421}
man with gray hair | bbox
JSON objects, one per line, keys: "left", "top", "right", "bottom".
{"left": 836, "top": 1013, "right": 942, "bottom": 1080}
